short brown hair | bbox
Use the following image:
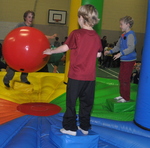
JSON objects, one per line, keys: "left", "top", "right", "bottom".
{"left": 78, "top": 4, "right": 100, "bottom": 27}
{"left": 120, "top": 16, "right": 134, "bottom": 28}
{"left": 23, "top": 10, "right": 35, "bottom": 21}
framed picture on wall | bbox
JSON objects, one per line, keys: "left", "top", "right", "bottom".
{"left": 48, "top": 9, "right": 67, "bottom": 25}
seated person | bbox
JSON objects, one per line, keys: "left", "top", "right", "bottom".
{"left": 131, "top": 62, "right": 141, "bottom": 84}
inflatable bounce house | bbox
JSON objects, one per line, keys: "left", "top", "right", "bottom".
{"left": 0, "top": 0, "right": 150, "bottom": 147}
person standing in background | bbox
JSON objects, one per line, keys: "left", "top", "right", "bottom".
{"left": 54, "top": 37, "right": 61, "bottom": 47}
{"left": 98, "top": 36, "right": 107, "bottom": 66}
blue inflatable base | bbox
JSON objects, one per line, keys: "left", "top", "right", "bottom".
{"left": 49, "top": 125, "right": 99, "bottom": 148}
{"left": 0, "top": 113, "right": 150, "bottom": 148}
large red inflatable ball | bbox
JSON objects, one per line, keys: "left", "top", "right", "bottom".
{"left": 2, "top": 27, "right": 50, "bottom": 73}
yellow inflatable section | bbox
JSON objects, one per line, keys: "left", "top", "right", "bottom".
{"left": 64, "top": 0, "right": 81, "bottom": 83}
{"left": 0, "top": 72, "right": 66, "bottom": 104}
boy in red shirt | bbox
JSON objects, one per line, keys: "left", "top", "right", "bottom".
{"left": 43, "top": 4, "right": 102, "bottom": 136}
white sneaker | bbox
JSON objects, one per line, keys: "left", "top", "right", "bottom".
{"left": 60, "top": 128, "right": 76, "bottom": 136}
{"left": 117, "top": 98, "right": 127, "bottom": 103}
{"left": 78, "top": 126, "right": 88, "bottom": 135}
{"left": 114, "top": 96, "right": 123, "bottom": 100}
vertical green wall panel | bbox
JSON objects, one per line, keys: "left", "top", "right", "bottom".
{"left": 81, "top": 0, "right": 104, "bottom": 35}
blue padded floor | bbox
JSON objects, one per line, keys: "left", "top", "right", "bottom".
{"left": 0, "top": 113, "right": 150, "bottom": 148}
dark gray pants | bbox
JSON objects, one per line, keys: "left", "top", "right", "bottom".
{"left": 3, "top": 67, "right": 28, "bottom": 84}
{"left": 62, "top": 78, "right": 95, "bottom": 131}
